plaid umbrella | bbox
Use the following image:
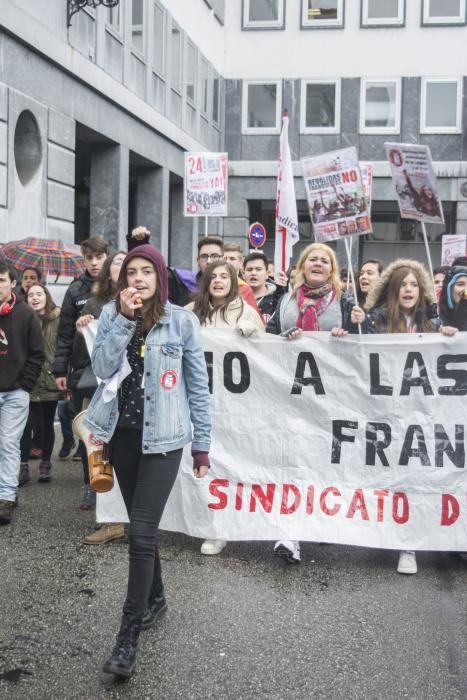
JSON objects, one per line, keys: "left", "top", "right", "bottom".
{"left": 0, "top": 237, "right": 85, "bottom": 277}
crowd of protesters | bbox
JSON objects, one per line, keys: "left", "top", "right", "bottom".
{"left": 0, "top": 225, "right": 466, "bottom": 677}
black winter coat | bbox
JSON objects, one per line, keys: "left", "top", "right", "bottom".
{"left": 366, "top": 305, "right": 440, "bottom": 333}
{"left": 52, "top": 272, "right": 95, "bottom": 383}
{"left": 0, "top": 298, "right": 44, "bottom": 392}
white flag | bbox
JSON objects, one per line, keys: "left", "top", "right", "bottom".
{"left": 274, "top": 113, "right": 299, "bottom": 273}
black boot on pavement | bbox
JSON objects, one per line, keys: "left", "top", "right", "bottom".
{"left": 102, "top": 615, "right": 142, "bottom": 678}
{"left": 141, "top": 577, "right": 167, "bottom": 630}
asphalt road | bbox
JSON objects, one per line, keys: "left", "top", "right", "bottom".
{"left": 1, "top": 451, "right": 467, "bottom": 700}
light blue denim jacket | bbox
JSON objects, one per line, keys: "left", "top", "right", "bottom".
{"left": 84, "top": 301, "right": 211, "bottom": 454}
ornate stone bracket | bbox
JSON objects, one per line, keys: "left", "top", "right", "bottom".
{"left": 67, "top": 0, "right": 120, "bottom": 27}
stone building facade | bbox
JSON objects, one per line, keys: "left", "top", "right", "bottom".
{"left": 1, "top": 0, "right": 467, "bottom": 268}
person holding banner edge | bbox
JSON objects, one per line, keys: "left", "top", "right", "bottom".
{"left": 266, "top": 242, "right": 366, "bottom": 563}
{"left": 364, "top": 258, "right": 450, "bottom": 574}
{"left": 187, "top": 259, "right": 264, "bottom": 556}
{"left": 84, "top": 245, "right": 211, "bottom": 678}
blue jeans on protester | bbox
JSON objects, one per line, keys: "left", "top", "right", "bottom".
{"left": 0, "top": 388, "right": 30, "bottom": 501}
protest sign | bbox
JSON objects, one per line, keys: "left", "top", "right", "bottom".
{"left": 302, "top": 147, "right": 372, "bottom": 243}
{"left": 98, "top": 331, "right": 467, "bottom": 552}
{"left": 184, "top": 152, "right": 228, "bottom": 217}
{"left": 385, "top": 143, "right": 444, "bottom": 225}
{"left": 441, "top": 234, "right": 466, "bottom": 266}
{"left": 359, "top": 162, "right": 373, "bottom": 211}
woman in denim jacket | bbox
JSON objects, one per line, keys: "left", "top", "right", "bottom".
{"left": 85, "top": 245, "right": 211, "bottom": 679}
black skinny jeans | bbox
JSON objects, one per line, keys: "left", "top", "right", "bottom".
{"left": 20, "top": 400, "right": 58, "bottom": 462}
{"left": 111, "top": 429, "right": 182, "bottom": 621}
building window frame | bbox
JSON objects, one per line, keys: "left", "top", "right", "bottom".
{"left": 422, "top": 0, "right": 466, "bottom": 25}
{"left": 301, "top": 0, "right": 345, "bottom": 29}
{"left": 106, "top": 2, "right": 122, "bottom": 35}
{"left": 242, "top": 0, "right": 285, "bottom": 30}
{"left": 300, "top": 79, "right": 341, "bottom": 134}
{"left": 359, "top": 77, "right": 401, "bottom": 135}
{"left": 200, "top": 58, "right": 209, "bottom": 118}
{"left": 152, "top": 0, "right": 166, "bottom": 77}
{"left": 170, "top": 20, "right": 183, "bottom": 95}
{"left": 185, "top": 39, "right": 197, "bottom": 107}
{"left": 242, "top": 80, "right": 282, "bottom": 135}
{"left": 420, "top": 77, "right": 463, "bottom": 134}
{"left": 212, "top": 72, "right": 222, "bottom": 126}
{"left": 361, "top": 0, "right": 405, "bottom": 26}
{"left": 131, "top": 0, "right": 145, "bottom": 57}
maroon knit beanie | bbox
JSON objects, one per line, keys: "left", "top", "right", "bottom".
{"left": 118, "top": 244, "right": 168, "bottom": 305}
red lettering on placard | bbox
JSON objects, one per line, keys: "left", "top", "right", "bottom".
{"left": 392, "top": 492, "right": 409, "bottom": 524}
{"left": 346, "top": 489, "right": 369, "bottom": 520}
{"left": 441, "top": 494, "right": 459, "bottom": 526}
{"left": 342, "top": 170, "right": 357, "bottom": 184}
{"left": 280, "top": 484, "right": 301, "bottom": 515}
{"left": 373, "top": 489, "right": 389, "bottom": 522}
{"left": 320, "top": 487, "right": 341, "bottom": 516}
{"left": 306, "top": 485, "right": 315, "bottom": 515}
{"left": 235, "top": 482, "right": 244, "bottom": 511}
{"left": 208, "top": 479, "right": 229, "bottom": 510}
{"left": 249, "top": 483, "right": 276, "bottom": 513}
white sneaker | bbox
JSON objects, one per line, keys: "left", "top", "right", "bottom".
{"left": 200, "top": 539, "right": 226, "bottom": 556}
{"left": 274, "top": 540, "right": 301, "bottom": 564}
{"left": 397, "top": 550, "right": 417, "bottom": 575}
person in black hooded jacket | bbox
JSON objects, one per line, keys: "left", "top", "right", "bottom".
{"left": 52, "top": 238, "right": 108, "bottom": 390}
{"left": 52, "top": 237, "right": 108, "bottom": 509}
{"left": 438, "top": 265, "right": 467, "bottom": 333}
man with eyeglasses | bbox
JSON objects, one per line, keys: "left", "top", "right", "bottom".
{"left": 166, "top": 235, "right": 225, "bottom": 306}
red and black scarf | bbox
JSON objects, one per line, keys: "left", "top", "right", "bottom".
{"left": 296, "top": 283, "right": 336, "bottom": 331}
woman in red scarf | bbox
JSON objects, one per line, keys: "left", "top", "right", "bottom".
{"left": 266, "top": 242, "right": 365, "bottom": 564}
{"left": 267, "top": 242, "right": 365, "bottom": 339}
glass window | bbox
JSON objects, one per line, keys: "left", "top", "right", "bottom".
{"left": 423, "top": 0, "right": 465, "bottom": 23}
{"left": 201, "top": 59, "right": 209, "bottom": 115}
{"left": 107, "top": 4, "right": 121, "bottom": 30}
{"left": 171, "top": 23, "right": 182, "bottom": 93}
{"left": 132, "top": 0, "right": 144, "bottom": 53}
{"left": 243, "top": 81, "right": 281, "bottom": 133}
{"left": 301, "top": 81, "right": 340, "bottom": 133}
{"left": 362, "top": 0, "right": 404, "bottom": 25}
{"left": 213, "top": 75, "right": 220, "bottom": 124}
{"left": 153, "top": 2, "right": 165, "bottom": 75}
{"left": 360, "top": 79, "right": 400, "bottom": 133}
{"left": 302, "top": 0, "right": 344, "bottom": 27}
{"left": 243, "top": 0, "right": 285, "bottom": 28}
{"left": 422, "top": 79, "right": 461, "bottom": 132}
{"left": 186, "top": 41, "right": 196, "bottom": 104}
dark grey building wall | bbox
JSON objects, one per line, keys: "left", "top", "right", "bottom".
{"left": 225, "top": 77, "right": 466, "bottom": 162}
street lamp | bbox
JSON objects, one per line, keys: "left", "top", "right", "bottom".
{"left": 67, "top": 0, "right": 120, "bottom": 27}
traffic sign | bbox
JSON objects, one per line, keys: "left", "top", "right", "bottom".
{"left": 248, "top": 222, "right": 267, "bottom": 249}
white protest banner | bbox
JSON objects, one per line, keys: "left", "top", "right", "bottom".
{"left": 302, "top": 147, "right": 372, "bottom": 243}
{"left": 385, "top": 143, "right": 444, "bottom": 225}
{"left": 134, "top": 330, "right": 467, "bottom": 551}
{"left": 359, "top": 162, "right": 373, "bottom": 211}
{"left": 184, "top": 152, "right": 228, "bottom": 217}
{"left": 441, "top": 234, "right": 467, "bottom": 266}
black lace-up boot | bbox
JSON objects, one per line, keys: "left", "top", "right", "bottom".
{"left": 102, "top": 614, "right": 142, "bottom": 678}
{"left": 141, "top": 576, "right": 167, "bottom": 630}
